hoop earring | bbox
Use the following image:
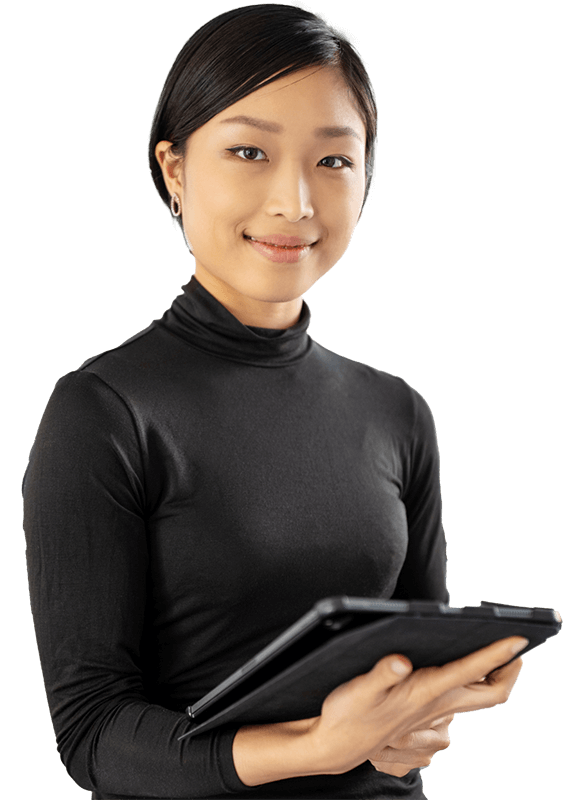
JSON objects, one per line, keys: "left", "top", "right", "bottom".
{"left": 170, "top": 193, "right": 181, "bottom": 217}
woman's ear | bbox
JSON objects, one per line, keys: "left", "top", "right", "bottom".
{"left": 155, "top": 141, "right": 184, "bottom": 198}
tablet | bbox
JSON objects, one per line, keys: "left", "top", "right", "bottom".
{"left": 178, "top": 596, "right": 561, "bottom": 740}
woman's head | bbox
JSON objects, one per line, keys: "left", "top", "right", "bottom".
{"left": 149, "top": 4, "right": 377, "bottom": 223}
{"left": 149, "top": 4, "right": 377, "bottom": 323}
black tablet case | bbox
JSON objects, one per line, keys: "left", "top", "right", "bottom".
{"left": 179, "top": 600, "right": 561, "bottom": 740}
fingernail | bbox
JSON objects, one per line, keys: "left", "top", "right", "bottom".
{"left": 391, "top": 656, "right": 411, "bottom": 676}
{"left": 511, "top": 638, "right": 529, "bottom": 654}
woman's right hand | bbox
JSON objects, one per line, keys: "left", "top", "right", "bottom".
{"left": 307, "top": 635, "right": 528, "bottom": 775}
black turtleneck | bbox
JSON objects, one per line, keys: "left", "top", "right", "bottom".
{"left": 23, "top": 277, "right": 448, "bottom": 800}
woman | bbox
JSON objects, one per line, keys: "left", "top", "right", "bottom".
{"left": 23, "top": 5, "right": 526, "bottom": 799}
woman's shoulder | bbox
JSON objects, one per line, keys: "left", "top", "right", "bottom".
{"left": 37, "top": 322, "right": 169, "bottom": 432}
{"left": 64, "top": 318, "right": 196, "bottom": 404}
{"left": 310, "top": 339, "right": 434, "bottom": 425}
{"left": 311, "top": 338, "right": 401, "bottom": 382}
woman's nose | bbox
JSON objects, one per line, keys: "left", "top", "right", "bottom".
{"left": 264, "top": 165, "right": 315, "bottom": 222}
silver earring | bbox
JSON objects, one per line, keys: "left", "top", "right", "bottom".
{"left": 170, "top": 193, "right": 181, "bottom": 217}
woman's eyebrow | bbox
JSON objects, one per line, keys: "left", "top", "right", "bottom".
{"left": 219, "top": 115, "right": 362, "bottom": 141}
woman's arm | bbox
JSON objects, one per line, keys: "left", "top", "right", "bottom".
{"left": 392, "top": 383, "right": 449, "bottom": 603}
{"left": 23, "top": 371, "right": 245, "bottom": 797}
{"left": 232, "top": 704, "right": 451, "bottom": 787}
{"left": 231, "top": 717, "right": 322, "bottom": 785}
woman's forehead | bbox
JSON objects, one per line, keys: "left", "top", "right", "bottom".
{"left": 209, "top": 67, "right": 366, "bottom": 138}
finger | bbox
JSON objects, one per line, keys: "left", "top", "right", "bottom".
{"left": 364, "top": 653, "right": 414, "bottom": 696}
{"left": 324, "top": 652, "right": 414, "bottom": 714}
{"left": 386, "top": 728, "right": 450, "bottom": 753}
{"left": 429, "top": 714, "right": 455, "bottom": 728}
{"left": 487, "top": 654, "right": 523, "bottom": 680}
{"left": 371, "top": 654, "right": 413, "bottom": 680}
{"left": 370, "top": 759, "right": 413, "bottom": 776}
{"left": 386, "top": 717, "right": 453, "bottom": 749}
{"left": 370, "top": 758, "right": 430, "bottom": 776}
{"left": 434, "top": 656, "right": 525, "bottom": 717}
{"left": 427, "top": 636, "right": 528, "bottom": 698}
{"left": 466, "top": 658, "right": 523, "bottom": 702}
{"left": 484, "top": 656, "right": 524, "bottom": 698}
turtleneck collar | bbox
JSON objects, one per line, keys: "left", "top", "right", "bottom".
{"left": 155, "top": 276, "right": 312, "bottom": 367}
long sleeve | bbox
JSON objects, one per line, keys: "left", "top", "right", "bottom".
{"left": 23, "top": 371, "right": 245, "bottom": 797}
{"left": 391, "top": 385, "right": 449, "bottom": 604}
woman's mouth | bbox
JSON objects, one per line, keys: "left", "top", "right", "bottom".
{"left": 244, "top": 234, "right": 316, "bottom": 264}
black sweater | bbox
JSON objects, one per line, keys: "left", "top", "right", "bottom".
{"left": 23, "top": 277, "right": 448, "bottom": 799}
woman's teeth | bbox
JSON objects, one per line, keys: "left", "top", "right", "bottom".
{"left": 245, "top": 236, "right": 306, "bottom": 249}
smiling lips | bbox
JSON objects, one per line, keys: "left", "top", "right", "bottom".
{"left": 244, "top": 233, "right": 316, "bottom": 263}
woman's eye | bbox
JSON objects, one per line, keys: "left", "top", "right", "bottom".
{"left": 319, "top": 155, "right": 353, "bottom": 169}
{"left": 228, "top": 146, "right": 267, "bottom": 161}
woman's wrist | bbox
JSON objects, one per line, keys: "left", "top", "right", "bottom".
{"left": 232, "top": 717, "right": 330, "bottom": 786}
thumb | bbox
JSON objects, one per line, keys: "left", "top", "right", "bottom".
{"left": 369, "top": 654, "right": 413, "bottom": 689}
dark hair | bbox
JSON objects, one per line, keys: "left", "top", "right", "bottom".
{"left": 148, "top": 4, "right": 377, "bottom": 230}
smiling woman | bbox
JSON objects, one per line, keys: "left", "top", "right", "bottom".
{"left": 22, "top": 4, "right": 529, "bottom": 800}
{"left": 148, "top": 3, "right": 376, "bottom": 329}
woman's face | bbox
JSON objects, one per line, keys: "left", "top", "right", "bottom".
{"left": 156, "top": 66, "right": 367, "bottom": 325}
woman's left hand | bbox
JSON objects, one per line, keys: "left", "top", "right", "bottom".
{"left": 368, "top": 714, "right": 454, "bottom": 777}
